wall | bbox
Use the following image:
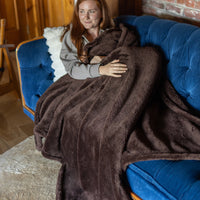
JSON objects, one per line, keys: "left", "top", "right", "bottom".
{"left": 143, "top": 0, "right": 200, "bottom": 24}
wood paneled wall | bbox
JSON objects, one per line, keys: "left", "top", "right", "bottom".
{"left": 24, "top": 0, "right": 74, "bottom": 38}
{"left": 0, "top": 0, "right": 21, "bottom": 45}
{"left": 0, "top": 0, "right": 142, "bottom": 46}
{"left": 42, "top": 0, "right": 74, "bottom": 27}
{"left": 24, "top": 0, "right": 43, "bottom": 38}
{"left": 0, "top": 0, "right": 74, "bottom": 46}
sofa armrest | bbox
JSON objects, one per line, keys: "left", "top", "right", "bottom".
{"left": 16, "top": 37, "right": 54, "bottom": 121}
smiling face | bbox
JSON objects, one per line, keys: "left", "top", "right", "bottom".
{"left": 78, "top": 0, "right": 102, "bottom": 31}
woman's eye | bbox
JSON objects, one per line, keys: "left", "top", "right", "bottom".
{"left": 89, "top": 10, "right": 96, "bottom": 14}
{"left": 79, "top": 9, "right": 96, "bottom": 15}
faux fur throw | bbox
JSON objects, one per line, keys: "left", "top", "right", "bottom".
{"left": 34, "top": 24, "right": 200, "bottom": 200}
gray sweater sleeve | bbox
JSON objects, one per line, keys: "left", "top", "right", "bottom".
{"left": 60, "top": 30, "right": 101, "bottom": 80}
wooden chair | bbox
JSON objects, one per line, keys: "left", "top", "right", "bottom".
{"left": 0, "top": 19, "right": 5, "bottom": 74}
{"left": 0, "top": 18, "right": 20, "bottom": 97}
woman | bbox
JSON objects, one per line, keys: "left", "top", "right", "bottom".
{"left": 60, "top": 0, "right": 128, "bottom": 79}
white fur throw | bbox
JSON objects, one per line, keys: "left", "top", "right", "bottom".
{"left": 43, "top": 26, "right": 66, "bottom": 82}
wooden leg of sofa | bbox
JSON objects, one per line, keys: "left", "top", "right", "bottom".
{"left": 130, "top": 191, "right": 142, "bottom": 200}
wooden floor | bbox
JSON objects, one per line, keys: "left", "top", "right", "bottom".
{"left": 0, "top": 51, "right": 34, "bottom": 154}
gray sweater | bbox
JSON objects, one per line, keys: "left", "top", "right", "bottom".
{"left": 60, "top": 29, "right": 103, "bottom": 80}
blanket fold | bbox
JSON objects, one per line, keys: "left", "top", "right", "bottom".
{"left": 34, "top": 24, "right": 200, "bottom": 200}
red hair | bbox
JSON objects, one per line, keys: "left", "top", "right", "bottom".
{"left": 61, "top": 0, "right": 114, "bottom": 59}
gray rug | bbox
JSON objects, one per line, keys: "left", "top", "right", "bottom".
{"left": 0, "top": 136, "right": 61, "bottom": 200}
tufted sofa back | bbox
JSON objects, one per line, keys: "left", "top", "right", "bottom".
{"left": 117, "top": 15, "right": 200, "bottom": 111}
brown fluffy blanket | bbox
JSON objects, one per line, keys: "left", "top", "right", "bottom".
{"left": 34, "top": 24, "right": 200, "bottom": 200}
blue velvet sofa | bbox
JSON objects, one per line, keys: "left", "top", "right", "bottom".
{"left": 16, "top": 15, "right": 200, "bottom": 200}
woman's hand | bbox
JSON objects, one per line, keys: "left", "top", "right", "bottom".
{"left": 99, "top": 59, "right": 128, "bottom": 77}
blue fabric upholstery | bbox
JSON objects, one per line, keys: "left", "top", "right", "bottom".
{"left": 117, "top": 15, "right": 200, "bottom": 111}
{"left": 16, "top": 15, "right": 200, "bottom": 199}
{"left": 127, "top": 160, "right": 200, "bottom": 200}
{"left": 17, "top": 38, "right": 54, "bottom": 120}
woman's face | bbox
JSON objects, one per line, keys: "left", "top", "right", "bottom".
{"left": 79, "top": 0, "right": 102, "bottom": 31}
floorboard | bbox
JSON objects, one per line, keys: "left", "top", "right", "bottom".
{"left": 0, "top": 51, "right": 34, "bottom": 154}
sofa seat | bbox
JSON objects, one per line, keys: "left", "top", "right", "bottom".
{"left": 127, "top": 160, "right": 200, "bottom": 200}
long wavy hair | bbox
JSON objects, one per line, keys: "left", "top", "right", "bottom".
{"left": 61, "top": 0, "right": 114, "bottom": 59}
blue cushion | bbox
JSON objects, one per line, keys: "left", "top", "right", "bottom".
{"left": 127, "top": 160, "right": 200, "bottom": 200}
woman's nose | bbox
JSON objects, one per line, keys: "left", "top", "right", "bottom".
{"left": 85, "top": 12, "right": 90, "bottom": 19}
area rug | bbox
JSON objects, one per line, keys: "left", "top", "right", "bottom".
{"left": 0, "top": 135, "right": 61, "bottom": 200}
